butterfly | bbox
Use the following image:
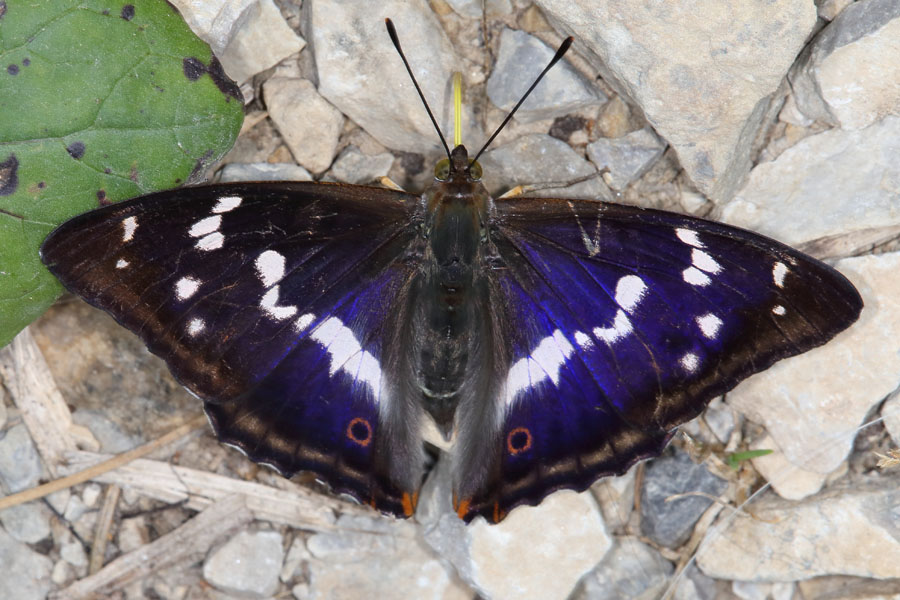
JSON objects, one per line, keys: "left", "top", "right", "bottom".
{"left": 39, "top": 20, "right": 862, "bottom": 523}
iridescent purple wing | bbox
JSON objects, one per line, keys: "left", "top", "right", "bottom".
{"left": 41, "top": 182, "right": 425, "bottom": 517}
{"left": 453, "top": 196, "right": 862, "bottom": 522}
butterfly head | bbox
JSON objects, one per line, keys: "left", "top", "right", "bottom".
{"left": 433, "top": 145, "right": 483, "bottom": 184}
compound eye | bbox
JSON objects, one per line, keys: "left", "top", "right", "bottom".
{"left": 434, "top": 158, "right": 451, "bottom": 181}
{"left": 468, "top": 160, "right": 483, "bottom": 181}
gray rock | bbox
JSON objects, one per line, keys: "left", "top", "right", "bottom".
{"left": 535, "top": 0, "right": 817, "bottom": 201}
{"left": 0, "top": 424, "right": 42, "bottom": 493}
{"left": 479, "top": 133, "right": 608, "bottom": 199}
{"left": 586, "top": 128, "right": 666, "bottom": 191}
{"left": 305, "top": 514, "right": 469, "bottom": 600}
{"left": 218, "top": 162, "right": 313, "bottom": 182}
{"left": 882, "top": 389, "right": 900, "bottom": 446}
{"left": 0, "top": 503, "right": 51, "bottom": 544}
{"left": 640, "top": 450, "right": 728, "bottom": 548}
{"left": 167, "top": 0, "right": 256, "bottom": 55}
{"left": 720, "top": 116, "right": 900, "bottom": 249}
{"left": 279, "top": 535, "right": 311, "bottom": 582}
{"left": 312, "top": 0, "right": 479, "bottom": 155}
{"left": 487, "top": 29, "right": 605, "bottom": 123}
{"left": 572, "top": 537, "right": 673, "bottom": 600}
{"left": 327, "top": 147, "right": 395, "bottom": 184}
{"left": 0, "top": 528, "right": 53, "bottom": 600}
{"left": 728, "top": 252, "right": 900, "bottom": 481}
{"left": 732, "top": 580, "right": 796, "bottom": 600}
{"left": 203, "top": 530, "right": 284, "bottom": 598}
{"left": 790, "top": 0, "right": 900, "bottom": 129}
{"left": 264, "top": 77, "right": 344, "bottom": 174}
{"left": 418, "top": 454, "right": 610, "bottom": 600}
{"left": 72, "top": 410, "right": 141, "bottom": 454}
{"left": 697, "top": 479, "right": 900, "bottom": 580}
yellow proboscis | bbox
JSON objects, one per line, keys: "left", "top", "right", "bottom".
{"left": 453, "top": 71, "right": 462, "bottom": 148}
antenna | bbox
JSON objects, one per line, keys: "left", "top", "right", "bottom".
{"left": 471, "top": 36, "right": 574, "bottom": 165}
{"left": 385, "top": 19, "right": 452, "bottom": 160}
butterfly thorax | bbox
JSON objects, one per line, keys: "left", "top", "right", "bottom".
{"left": 413, "top": 145, "right": 493, "bottom": 438}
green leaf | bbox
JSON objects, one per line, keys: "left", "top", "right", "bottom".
{"left": 726, "top": 448, "right": 773, "bottom": 470}
{"left": 0, "top": 0, "right": 244, "bottom": 347}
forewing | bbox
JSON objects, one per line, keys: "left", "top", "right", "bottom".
{"left": 41, "top": 182, "right": 426, "bottom": 517}
{"left": 453, "top": 196, "right": 862, "bottom": 522}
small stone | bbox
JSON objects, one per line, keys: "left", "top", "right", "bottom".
{"left": 72, "top": 410, "right": 141, "bottom": 453}
{"left": 732, "top": 580, "right": 796, "bottom": 600}
{"left": 81, "top": 483, "right": 102, "bottom": 508}
{"left": 219, "top": 0, "right": 306, "bottom": 83}
{"left": 0, "top": 424, "right": 42, "bottom": 493}
{"left": 218, "top": 162, "right": 313, "bottom": 183}
{"left": 46, "top": 489, "right": 71, "bottom": 514}
{"left": 291, "top": 582, "right": 310, "bottom": 599}
{"left": 479, "top": 133, "right": 606, "bottom": 199}
{"left": 60, "top": 534, "right": 88, "bottom": 569}
{"left": 0, "top": 503, "right": 51, "bottom": 544}
{"left": 264, "top": 78, "right": 344, "bottom": 174}
{"left": 326, "top": 147, "right": 395, "bottom": 184}
{"left": 118, "top": 516, "right": 150, "bottom": 553}
{"left": 586, "top": 128, "right": 666, "bottom": 191}
{"left": 572, "top": 537, "right": 673, "bottom": 600}
{"left": 63, "top": 494, "right": 89, "bottom": 523}
{"left": 203, "top": 530, "right": 284, "bottom": 598}
{"left": 790, "top": 0, "right": 900, "bottom": 129}
{"left": 594, "top": 96, "right": 634, "bottom": 139}
{"left": 0, "top": 529, "right": 52, "bottom": 600}
{"left": 487, "top": 29, "right": 604, "bottom": 123}
{"left": 51, "top": 559, "right": 74, "bottom": 587}
{"left": 640, "top": 450, "right": 728, "bottom": 548}
{"left": 749, "top": 433, "right": 827, "bottom": 501}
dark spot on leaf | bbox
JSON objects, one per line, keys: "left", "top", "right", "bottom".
{"left": 97, "top": 189, "right": 109, "bottom": 206}
{"left": 22, "top": 58, "right": 30, "bottom": 67}
{"left": 104, "top": 167, "right": 111, "bottom": 174}
{"left": 182, "top": 57, "right": 204, "bottom": 81}
{"left": 66, "top": 141, "right": 86, "bottom": 160}
{"left": 102, "top": 9, "right": 109, "bottom": 15}
{"left": 0, "top": 154, "right": 19, "bottom": 196}
{"left": 38, "top": 181, "right": 45, "bottom": 189}
{"left": 182, "top": 57, "right": 242, "bottom": 102}
{"left": 549, "top": 115, "right": 588, "bottom": 142}
{"left": 7, "top": 64, "right": 18, "bottom": 75}
{"left": 129, "top": 164, "right": 139, "bottom": 183}
{"left": 174, "top": 178, "right": 182, "bottom": 184}
{"left": 121, "top": 5, "right": 135, "bottom": 20}
{"left": 0, "top": 2, "right": 6, "bottom": 20}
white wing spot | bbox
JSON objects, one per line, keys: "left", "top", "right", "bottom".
{"left": 256, "top": 250, "right": 286, "bottom": 288}
{"left": 574, "top": 330, "right": 593, "bottom": 350}
{"left": 615, "top": 275, "right": 647, "bottom": 313}
{"left": 680, "top": 352, "right": 700, "bottom": 373}
{"left": 692, "top": 249, "right": 722, "bottom": 274}
{"left": 310, "top": 317, "right": 383, "bottom": 403}
{"left": 212, "top": 196, "right": 242, "bottom": 213}
{"left": 189, "top": 215, "right": 221, "bottom": 238}
{"left": 115, "top": 258, "right": 129, "bottom": 269}
{"left": 505, "top": 329, "right": 575, "bottom": 406}
{"left": 175, "top": 276, "right": 201, "bottom": 300}
{"left": 683, "top": 266, "right": 711, "bottom": 286}
{"left": 121, "top": 217, "right": 137, "bottom": 242}
{"left": 773, "top": 305, "right": 786, "bottom": 315}
{"left": 773, "top": 262, "right": 788, "bottom": 288}
{"left": 676, "top": 228, "right": 704, "bottom": 248}
{"left": 260, "top": 286, "right": 297, "bottom": 320}
{"left": 696, "top": 313, "right": 723, "bottom": 339}
{"left": 594, "top": 309, "right": 633, "bottom": 344}
{"left": 187, "top": 318, "right": 205, "bottom": 336}
{"left": 295, "top": 313, "right": 315, "bottom": 332}
{"left": 195, "top": 232, "right": 224, "bottom": 251}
